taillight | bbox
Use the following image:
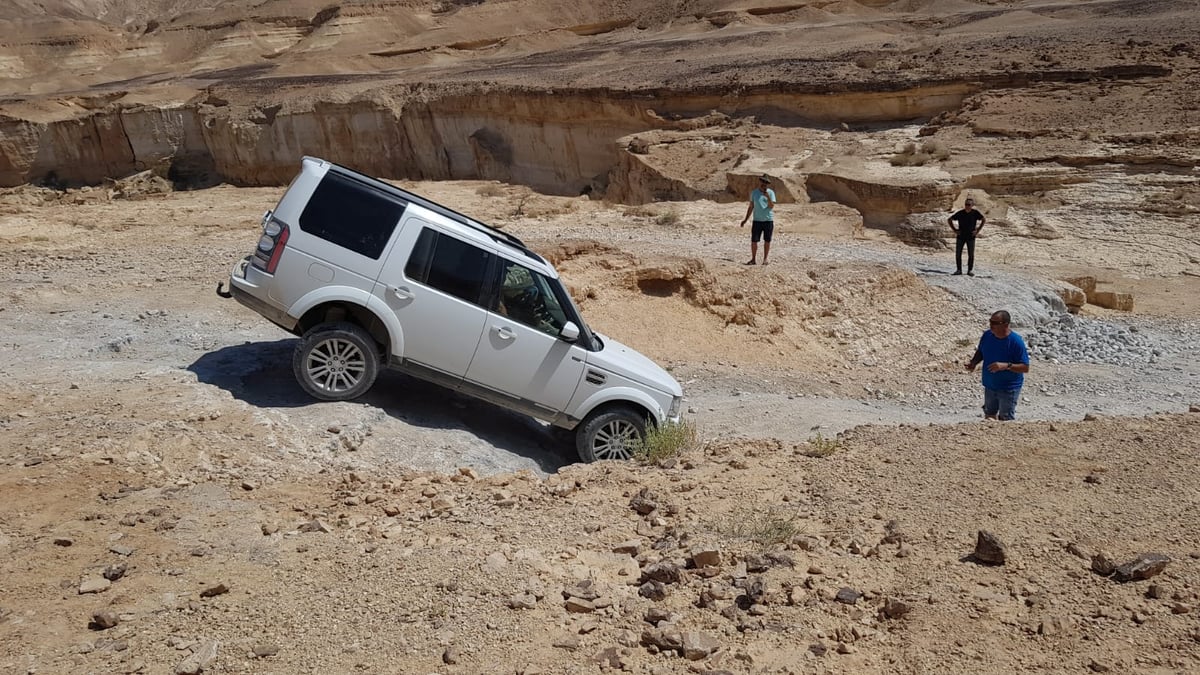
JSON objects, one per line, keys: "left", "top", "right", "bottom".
{"left": 252, "top": 214, "right": 290, "bottom": 274}
{"left": 264, "top": 224, "right": 289, "bottom": 273}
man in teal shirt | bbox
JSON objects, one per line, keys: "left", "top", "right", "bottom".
{"left": 964, "top": 310, "right": 1030, "bottom": 420}
{"left": 739, "top": 175, "right": 777, "bottom": 265}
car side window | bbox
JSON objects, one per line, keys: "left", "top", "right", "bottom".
{"left": 404, "top": 227, "right": 492, "bottom": 306}
{"left": 496, "top": 260, "right": 569, "bottom": 336}
{"left": 298, "top": 172, "right": 405, "bottom": 259}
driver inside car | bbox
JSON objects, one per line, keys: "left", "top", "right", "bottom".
{"left": 498, "top": 265, "right": 556, "bottom": 334}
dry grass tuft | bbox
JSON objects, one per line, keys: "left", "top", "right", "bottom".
{"left": 655, "top": 209, "right": 683, "bottom": 228}
{"left": 708, "top": 506, "right": 806, "bottom": 546}
{"left": 800, "top": 433, "right": 842, "bottom": 458}
{"left": 634, "top": 419, "right": 700, "bottom": 463}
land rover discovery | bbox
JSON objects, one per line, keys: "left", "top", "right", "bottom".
{"left": 218, "top": 157, "right": 682, "bottom": 462}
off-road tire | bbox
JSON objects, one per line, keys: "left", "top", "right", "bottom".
{"left": 576, "top": 407, "right": 646, "bottom": 462}
{"left": 293, "top": 322, "right": 380, "bottom": 401}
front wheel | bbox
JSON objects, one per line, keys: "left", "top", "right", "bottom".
{"left": 576, "top": 407, "right": 647, "bottom": 462}
{"left": 293, "top": 322, "right": 379, "bottom": 401}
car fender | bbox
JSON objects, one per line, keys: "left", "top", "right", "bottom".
{"left": 289, "top": 287, "right": 404, "bottom": 355}
{"left": 289, "top": 285, "right": 372, "bottom": 321}
{"left": 572, "top": 386, "right": 667, "bottom": 425}
{"left": 364, "top": 293, "right": 405, "bottom": 358}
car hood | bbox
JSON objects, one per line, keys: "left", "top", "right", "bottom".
{"left": 587, "top": 333, "right": 682, "bottom": 397}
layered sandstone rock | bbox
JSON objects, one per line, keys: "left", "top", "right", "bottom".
{"left": 806, "top": 173, "right": 958, "bottom": 229}
{"left": 1057, "top": 276, "right": 1135, "bottom": 312}
{"left": 1054, "top": 283, "right": 1088, "bottom": 314}
{"left": 1091, "top": 290, "right": 1135, "bottom": 312}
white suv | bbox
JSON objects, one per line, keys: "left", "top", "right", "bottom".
{"left": 218, "top": 157, "right": 682, "bottom": 462}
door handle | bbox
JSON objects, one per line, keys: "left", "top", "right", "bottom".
{"left": 389, "top": 285, "right": 414, "bottom": 301}
{"left": 494, "top": 326, "right": 515, "bottom": 340}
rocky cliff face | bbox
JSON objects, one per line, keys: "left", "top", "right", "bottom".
{"left": 0, "top": 81, "right": 984, "bottom": 192}
{"left": 1, "top": 0, "right": 1196, "bottom": 237}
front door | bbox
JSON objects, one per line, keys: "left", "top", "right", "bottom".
{"left": 464, "top": 258, "right": 587, "bottom": 418}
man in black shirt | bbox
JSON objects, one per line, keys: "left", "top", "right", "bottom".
{"left": 948, "top": 198, "right": 986, "bottom": 276}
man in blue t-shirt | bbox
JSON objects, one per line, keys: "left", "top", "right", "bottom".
{"left": 964, "top": 310, "right": 1030, "bottom": 420}
{"left": 739, "top": 175, "right": 777, "bottom": 266}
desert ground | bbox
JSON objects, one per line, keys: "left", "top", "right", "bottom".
{"left": 2, "top": 1, "right": 1200, "bottom": 674}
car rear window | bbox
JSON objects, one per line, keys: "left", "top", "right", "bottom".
{"left": 298, "top": 172, "right": 406, "bottom": 259}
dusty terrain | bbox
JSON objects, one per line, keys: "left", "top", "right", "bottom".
{"left": 2, "top": 178, "right": 1198, "bottom": 674}
{"left": 2, "top": 1, "right": 1200, "bottom": 674}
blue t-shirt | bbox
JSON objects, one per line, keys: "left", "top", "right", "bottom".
{"left": 978, "top": 330, "right": 1029, "bottom": 391}
{"left": 751, "top": 188, "right": 776, "bottom": 222}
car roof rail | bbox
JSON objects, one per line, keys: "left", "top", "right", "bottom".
{"left": 320, "top": 159, "right": 545, "bottom": 264}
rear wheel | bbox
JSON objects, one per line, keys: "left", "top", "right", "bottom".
{"left": 576, "top": 407, "right": 646, "bottom": 462}
{"left": 293, "top": 322, "right": 379, "bottom": 401}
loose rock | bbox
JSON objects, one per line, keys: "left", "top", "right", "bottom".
{"left": 689, "top": 548, "right": 721, "bottom": 568}
{"left": 89, "top": 610, "right": 120, "bottom": 630}
{"left": 639, "top": 581, "right": 667, "bottom": 601}
{"left": 880, "top": 598, "right": 912, "bottom": 619}
{"left": 973, "top": 530, "right": 1007, "bottom": 565}
{"left": 1091, "top": 552, "right": 1117, "bottom": 576}
{"left": 640, "top": 626, "right": 683, "bottom": 653}
{"left": 175, "top": 640, "right": 218, "bottom": 675}
{"left": 79, "top": 578, "right": 111, "bottom": 594}
{"left": 835, "top": 588, "right": 862, "bottom": 605}
{"left": 508, "top": 593, "right": 537, "bottom": 610}
{"left": 629, "top": 488, "right": 658, "bottom": 515}
{"left": 200, "top": 583, "right": 229, "bottom": 598}
{"left": 1038, "top": 615, "right": 1072, "bottom": 636}
{"left": 640, "top": 560, "right": 684, "bottom": 585}
{"left": 1113, "top": 553, "right": 1170, "bottom": 582}
{"left": 680, "top": 631, "right": 719, "bottom": 660}
{"left": 298, "top": 519, "right": 332, "bottom": 533}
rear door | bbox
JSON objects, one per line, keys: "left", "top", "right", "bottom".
{"left": 374, "top": 221, "right": 492, "bottom": 388}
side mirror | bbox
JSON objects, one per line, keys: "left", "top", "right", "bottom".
{"left": 559, "top": 321, "right": 580, "bottom": 342}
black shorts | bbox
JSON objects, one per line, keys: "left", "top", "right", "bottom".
{"left": 751, "top": 220, "right": 774, "bottom": 243}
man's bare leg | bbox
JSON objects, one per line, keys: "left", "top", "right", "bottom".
{"left": 745, "top": 242, "right": 758, "bottom": 265}
{"left": 762, "top": 241, "right": 771, "bottom": 265}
